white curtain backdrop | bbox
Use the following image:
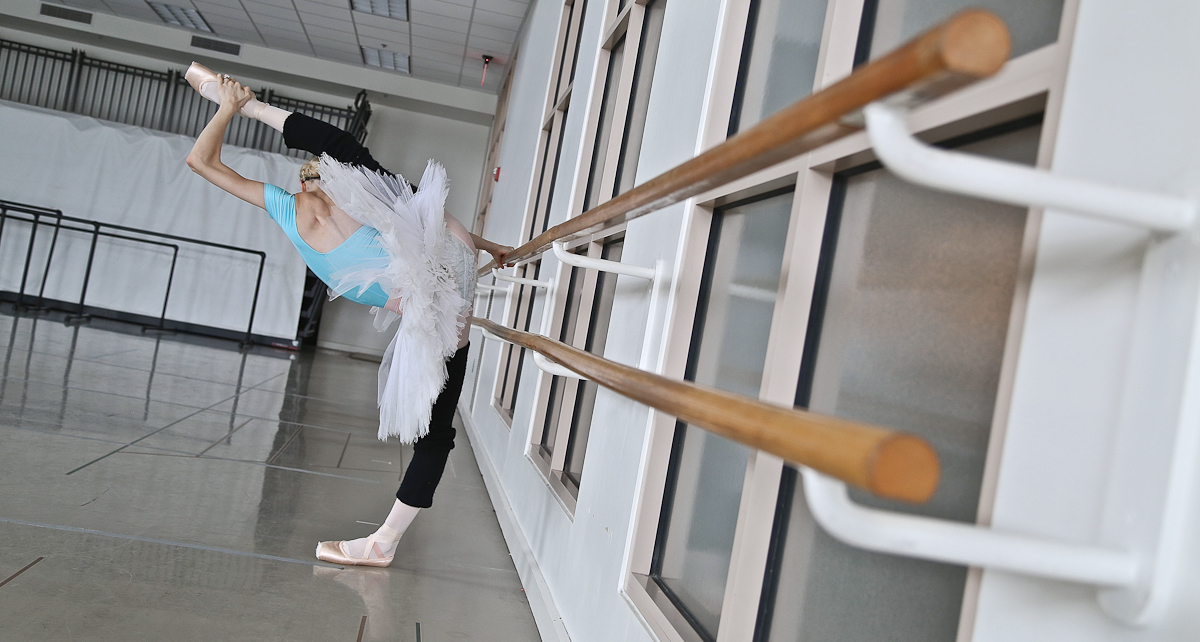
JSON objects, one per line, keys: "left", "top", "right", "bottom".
{"left": 0, "top": 100, "right": 307, "bottom": 339}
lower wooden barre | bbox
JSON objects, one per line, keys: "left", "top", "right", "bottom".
{"left": 473, "top": 317, "right": 939, "bottom": 503}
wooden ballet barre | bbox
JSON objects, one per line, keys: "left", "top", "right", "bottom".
{"left": 474, "top": 317, "right": 940, "bottom": 503}
{"left": 482, "top": 9, "right": 1010, "bottom": 273}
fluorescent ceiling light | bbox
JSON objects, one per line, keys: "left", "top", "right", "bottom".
{"left": 351, "top": 0, "right": 408, "bottom": 22}
{"left": 147, "top": 1, "right": 213, "bottom": 33}
{"left": 362, "top": 46, "right": 409, "bottom": 73}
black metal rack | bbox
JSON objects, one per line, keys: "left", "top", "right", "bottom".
{"left": 0, "top": 200, "right": 267, "bottom": 347}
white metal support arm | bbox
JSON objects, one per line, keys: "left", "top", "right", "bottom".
{"left": 801, "top": 469, "right": 1137, "bottom": 586}
{"left": 813, "top": 100, "right": 1200, "bottom": 627}
{"left": 864, "top": 103, "right": 1196, "bottom": 233}
{"left": 552, "top": 242, "right": 665, "bottom": 370}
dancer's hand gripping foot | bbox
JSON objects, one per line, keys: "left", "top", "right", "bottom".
{"left": 185, "top": 62, "right": 291, "bottom": 131}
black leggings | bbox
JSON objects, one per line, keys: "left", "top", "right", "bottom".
{"left": 284, "top": 112, "right": 460, "bottom": 508}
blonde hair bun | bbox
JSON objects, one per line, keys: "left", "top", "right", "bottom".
{"left": 299, "top": 157, "right": 320, "bottom": 183}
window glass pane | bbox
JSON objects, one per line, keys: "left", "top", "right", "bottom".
{"left": 613, "top": 0, "right": 666, "bottom": 195}
{"left": 541, "top": 262, "right": 587, "bottom": 457}
{"left": 568, "top": 0, "right": 590, "bottom": 85}
{"left": 584, "top": 35, "right": 627, "bottom": 211}
{"left": 652, "top": 190, "right": 794, "bottom": 641}
{"left": 563, "top": 240, "right": 624, "bottom": 488}
{"left": 729, "top": 0, "right": 827, "bottom": 134}
{"left": 757, "top": 122, "right": 1040, "bottom": 642}
{"left": 862, "top": 0, "right": 1063, "bottom": 62}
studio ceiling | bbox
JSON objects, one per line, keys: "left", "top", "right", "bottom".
{"left": 49, "top": 0, "right": 528, "bottom": 94}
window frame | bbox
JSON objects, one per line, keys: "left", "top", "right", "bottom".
{"left": 618, "top": 2, "right": 1082, "bottom": 642}
{"left": 524, "top": 0, "right": 669, "bottom": 514}
{"left": 491, "top": 0, "right": 592, "bottom": 426}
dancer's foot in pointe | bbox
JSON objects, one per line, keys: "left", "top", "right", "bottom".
{"left": 316, "top": 524, "right": 402, "bottom": 567}
{"left": 185, "top": 62, "right": 264, "bottom": 119}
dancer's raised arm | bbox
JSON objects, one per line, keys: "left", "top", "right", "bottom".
{"left": 470, "top": 233, "right": 513, "bottom": 267}
{"left": 186, "top": 77, "right": 265, "bottom": 209}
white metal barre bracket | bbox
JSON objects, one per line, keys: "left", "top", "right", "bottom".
{"left": 492, "top": 268, "right": 553, "bottom": 290}
{"left": 801, "top": 468, "right": 1137, "bottom": 587}
{"left": 552, "top": 241, "right": 665, "bottom": 370}
{"left": 477, "top": 325, "right": 587, "bottom": 380}
{"left": 835, "top": 101, "right": 1200, "bottom": 626}
{"left": 482, "top": 268, "right": 573, "bottom": 380}
{"left": 863, "top": 102, "right": 1196, "bottom": 233}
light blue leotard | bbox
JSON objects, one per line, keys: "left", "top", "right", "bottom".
{"left": 263, "top": 183, "right": 390, "bottom": 308}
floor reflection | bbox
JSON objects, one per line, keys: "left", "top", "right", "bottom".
{"left": 0, "top": 304, "right": 538, "bottom": 640}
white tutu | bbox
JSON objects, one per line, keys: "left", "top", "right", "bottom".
{"left": 316, "top": 155, "right": 472, "bottom": 443}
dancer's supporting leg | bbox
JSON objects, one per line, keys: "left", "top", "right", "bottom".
{"left": 316, "top": 344, "right": 469, "bottom": 565}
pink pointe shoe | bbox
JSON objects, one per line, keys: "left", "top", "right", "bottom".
{"left": 185, "top": 62, "right": 260, "bottom": 118}
{"left": 315, "top": 532, "right": 395, "bottom": 568}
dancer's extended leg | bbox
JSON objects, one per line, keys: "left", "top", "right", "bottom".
{"left": 281, "top": 112, "right": 394, "bottom": 176}
{"left": 316, "top": 345, "right": 468, "bottom": 566}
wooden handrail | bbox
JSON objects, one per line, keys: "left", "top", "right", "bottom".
{"left": 475, "top": 317, "right": 940, "bottom": 503}
{"left": 483, "top": 9, "right": 1010, "bottom": 272}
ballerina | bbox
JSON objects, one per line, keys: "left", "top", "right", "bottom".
{"left": 184, "top": 65, "right": 510, "bottom": 567}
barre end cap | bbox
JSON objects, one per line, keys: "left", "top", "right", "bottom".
{"left": 867, "top": 434, "right": 941, "bottom": 503}
{"left": 940, "top": 10, "right": 1012, "bottom": 79}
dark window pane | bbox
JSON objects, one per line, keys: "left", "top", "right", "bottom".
{"left": 757, "top": 122, "right": 1041, "bottom": 642}
{"left": 652, "top": 190, "right": 794, "bottom": 641}
{"left": 859, "top": 0, "right": 1063, "bottom": 63}
{"left": 729, "top": 0, "right": 827, "bottom": 134}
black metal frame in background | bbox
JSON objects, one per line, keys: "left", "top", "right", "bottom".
{"left": 0, "top": 200, "right": 266, "bottom": 347}
{"left": 0, "top": 38, "right": 371, "bottom": 157}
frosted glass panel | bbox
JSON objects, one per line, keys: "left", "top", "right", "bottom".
{"left": 865, "top": 0, "right": 1063, "bottom": 61}
{"left": 757, "top": 123, "right": 1040, "bottom": 641}
{"left": 731, "top": 0, "right": 827, "bottom": 133}
{"left": 653, "top": 190, "right": 793, "bottom": 641}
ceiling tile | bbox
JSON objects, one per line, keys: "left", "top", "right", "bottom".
{"left": 309, "top": 34, "right": 362, "bottom": 50}
{"left": 295, "top": 2, "right": 352, "bottom": 19}
{"left": 351, "top": 10, "right": 409, "bottom": 31}
{"left": 409, "top": 10, "right": 468, "bottom": 32}
{"left": 300, "top": 15, "right": 356, "bottom": 31}
{"left": 408, "top": 0, "right": 472, "bottom": 21}
{"left": 192, "top": 1, "right": 246, "bottom": 17}
{"left": 469, "top": 23, "right": 516, "bottom": 44}
{"left": 302, "top": 17, "right": 356, "bottom": 32}
{"left": 467, "top": 35, "right": 512, "bottom": 55}
{"left": 411, "top": 23, "right": 466, "bottom": 45}
{"left": 470, "top": 8, "right": 522, "bottom": 31}
{"left": 305, "top": 24, "right": 355, "bottom": 40}
{"left": 472, "top": 0, "right": 528, "bottom": 19}
{"left": 410, "top": 35, "right": 464, "bottom": 56}
{"left": 251, "top": 14, "right": 305, "bottom": 29}
{"left": 248, "top": 0, "right": 296, "bottom": 8}
{"left": 245, "top": 3, "right": 299, "bottom": 19}
{"left": 357, "top": 35, "right": 411, "bottom": 52}
{"left": 354, "top": 23, "right": 410, "bottom": 42}
{"left": 408, "top": 48, "right": 463, "bottom": 65}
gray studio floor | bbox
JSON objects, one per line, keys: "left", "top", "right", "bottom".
{"left": 0, "top": 306, "right": 539, "bottom": 641}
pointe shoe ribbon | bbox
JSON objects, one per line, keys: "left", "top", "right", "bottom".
{"left": 185, "top": 62, "right": 262, "bottom": 119}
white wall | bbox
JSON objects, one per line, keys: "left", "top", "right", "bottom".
{"left": 462, "top": 0, "right": 725, "bottom": 640}
{"left": 975, "top": 0, "right": 1200, "bottom": 638}
{"left": 0, "top": 100, "right": 306, "bottom": 339}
